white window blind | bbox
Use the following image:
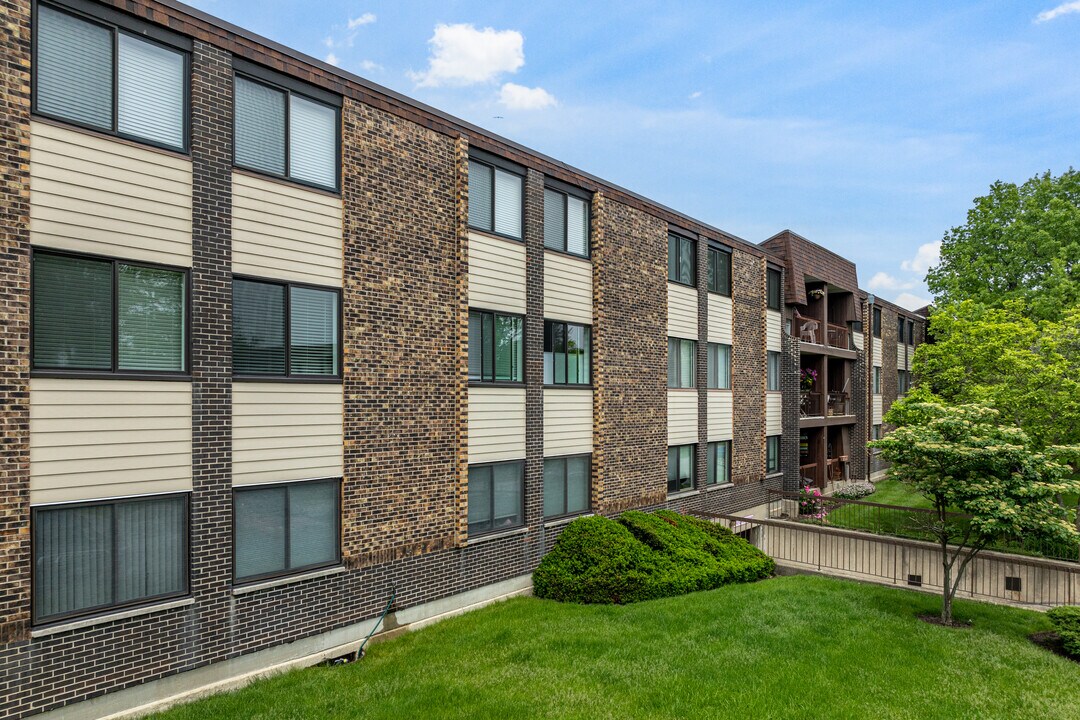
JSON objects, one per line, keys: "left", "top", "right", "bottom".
{"left": 289, "top": 94, "right": 337, "bottom": 188}
{"left": 468, "top": 161, "right": 493, "bottom": 230}
{"left": 235, "top": 76, "right": 286, "bottom": 176}
{"left": 543, "top": 188, "right": 565, "bottom": 250}
{"left": 36, "top": 5, "right": 113, "bottom": 130}
{"left": 493, "top": 168, "right": 522, "bottom": 238}
{"left": 567, "top": 196, "right": 589, "bottom": 256}
{"left": 289, "top": 286, "right": 338, "bottom": 376}
{"left": 117, "top": 33, "right": 185, "bottom": 149}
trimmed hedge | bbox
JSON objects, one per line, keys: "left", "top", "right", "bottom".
{"left": 532, "top": 510, "right": 775, "bottom": 604}
{"left": 1047, "top": 606, "right": 1080, "bottom": 657}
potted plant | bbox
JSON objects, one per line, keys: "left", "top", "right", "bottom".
{"left": 808, "top": 288, "right": 825, "bottom": 300}
{"left": 800, "top": 368, "right": 817, "bottom": 393}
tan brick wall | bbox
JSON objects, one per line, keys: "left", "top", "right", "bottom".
{"left": 732, "top": 250, "right": 766, "bottom": 484}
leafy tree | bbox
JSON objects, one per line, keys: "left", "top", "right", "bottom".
{"left": 927, "top": 169, "right": 1080, "bottom": 322}
{"left": 872, "top": 401, "right": 1080, "bottom": 625}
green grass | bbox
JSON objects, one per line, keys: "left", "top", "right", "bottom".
{"left": 151, "top": 575, "right": 1079, "bottom": 720}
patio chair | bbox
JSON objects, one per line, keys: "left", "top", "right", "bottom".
{"left": 794, "top": 310, "right": 818, "bottom": 344}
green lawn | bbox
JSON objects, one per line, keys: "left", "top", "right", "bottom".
{"left": 152, "top": 576, "right": 1079, "bottom": 720}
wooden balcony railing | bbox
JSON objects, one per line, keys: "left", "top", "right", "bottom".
{"left": 800, "top": 462, "right": 822, "bottom": 488}
{"left": 827, "top": 392, "right": 850, "bottom": 416}
{"left": 800, "top": 392, "right": 823, "bottom": 418}
{"left": 826, "top": 323, "right": 849, "bottom": 349}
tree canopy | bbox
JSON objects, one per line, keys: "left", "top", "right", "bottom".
{"left": 926, "top": 168, "right": 1080, "bottom": 321}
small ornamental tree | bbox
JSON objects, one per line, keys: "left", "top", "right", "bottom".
{"left": 872, "top": 401, "right": 1080, "bottom": 625}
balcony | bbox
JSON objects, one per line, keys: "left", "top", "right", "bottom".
{"left": 800, "top": 392, "right": 823, "bottom": 418}
{"left": 826, "top": 323, "right": 848, "bottom": 350}
{"left": 827, "top": 392, "right": 851, "bottom": 417}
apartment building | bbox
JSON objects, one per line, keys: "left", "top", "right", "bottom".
{"left": 0, "top": 1, "right": 923, "bottom": 717}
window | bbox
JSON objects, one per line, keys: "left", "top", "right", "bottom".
{"left": 767, "top": 268, "right": 782, "bottom": 310}
{"left": 898, "top": 370, "right": 908, "bottom": 395}
{"left": 468, "top": 461, "right": 524, "bottom": 535}
{"left": 706, "top": 343, "right": 731, "bottom": 390}
{"left": 234, "top": 71, "right": 340, "bottom": 191}
{"left": 767, "top": 351, "right": 781, "bottom": 391}
{"left": 667, "top": 445, "right": 695, "bottom": 493}
{"left": 873, "top": 366, "right": 882, "bottom": 394}
{"left": 469, "top": 157, "right": 523, "bottom": 240}
{"left": 233, "top": 278, "right": 340, "bottom": 378}
{"left": 32, "top": 494, "right": 188, "bottom": 625}
{"left": 469, "top": 310, "right": 524, "bottom": 383}
{"left": 707, "top": 441, "right": 731, "bottom": 486}
{"left": 543, "top": 455, "right": 590, "bottom": 518}
{"left": 872, "top": 424, "right": 882, "bottom": 441}
{"left": 35, "top": 3, "right": 189, "bottom": 151}
{"left": 234, "top": 478, "right": 340, "bottom": 583}
{"left": 543, "top": 186, "right": 589, "bottom": 257}
{"left": 668, "top": 234, "right": 695, "bottom": 286}
{"left": 668, "top": 337, "right": 696, "bottom": 388}
{"left": 897, "top": 315, "right": 906, "bottom": 343}
{"left": 908, "top": 320, "right": 915, "bottom": 346}
{"left": 544, "top": 320, "right": 590, "bottom": 385}
{"left": 707, "top": 246, "right": 732, "bottom": 296}
{"left": 766, "top": 435, "right": 781, "bottom": 474}
{"left": 32, "top": 251, "right": 188, "bottom": 375}
{"left": 850, "top": 320, "right": 863, "bottom": 333}
{"left": 872, "top": 307, "right": 882, "bottom": 338}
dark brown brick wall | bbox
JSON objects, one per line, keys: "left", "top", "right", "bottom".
{"left": 0, "top": 0, "right": 31, "bottom": 648}
{"left": 761, "top": 230, "right": 859, "bottom": 305}
{"left": 732, "top": 250, "right": 766, "bottom": 484}
{"left": 341, "top": 98, "right": 461, "bottom": 565}
{"left": 523, "top": 167, "right": 546, "bottom": 562}
{"left": 592, "top": 194, "right": 668, "bottom": 512}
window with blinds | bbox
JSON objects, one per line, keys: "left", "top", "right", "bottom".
{"left": 32, "top": 494, "right": 188, "bottom": 624}
{"left": 707, "top": 246, "right": 732, "bottom": 296}
{"left": 668, "top": 233, "right": 696, "bottom": 286}
{"left": 707, "top": 342, "right": 731, "bottom": 390}
{"left": 543, "top": 187, "right": 590, "bottom": 257}
{"left": 667, "top": 444, "right": 695, "bottom": 493}
{"left": 543, "top": 455, "right": 590, "bottom": 518}
{"left": 468, "top": 158, "right": 523, "bottom": 240}
{"left": 32, "top": 251, "right": 188, "bottom": 375}
{"left": 468, "top": 309, "right": 524, "bottom": 383}
{"left": 468, "top": 462, "right": 524, "bottom": 536}
{"left": 234, "top": 74, "right": 340, "bottom": 191}
{"left": 234, "top": 478, "right": 340, "bottom": 583}
{"left": 707, "top": 441, "right": 731, "bottom": 486}
{"left": 35, "top": 3, "right": 188, "bottom": 150}
{"left": 667, "top": 337, "right": 696, "bottom": 388}
{"left": 544, "top": 320, "right": 590, "bottom": 385}
{"left": 233, "top": 278, "right": 340, "bottom": 378}
{"left": 766, "top": 435, "right": 781, "bottom": 474}
{"left": 767, "top": 351, "right": 781, "bottom": 391}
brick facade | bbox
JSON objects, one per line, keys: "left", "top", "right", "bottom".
{"left": 731, "top": 249, "right": 766, "bottom": 485}
{"left": 523, "top": 168, "right": 546, "bottom": 563}
{"left": 880, "top": 305, "right": 899, "bottom": 423}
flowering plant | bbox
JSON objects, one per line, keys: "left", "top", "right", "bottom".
{"left": 808, "top": 288, "right": 825, "bottom": 300}
{"left": 798, "top": 481, "right": 830, "bottom": 521}
{"left": 800, "top": 368, "right": 817, "bottom": 392}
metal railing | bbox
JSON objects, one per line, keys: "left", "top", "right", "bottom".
{"left": 766, "top": 490, "right": 1080, "bottom": 564}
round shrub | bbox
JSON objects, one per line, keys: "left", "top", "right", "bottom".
{"left": 1047, "top": 606, "right": 1080, "bottom": 657}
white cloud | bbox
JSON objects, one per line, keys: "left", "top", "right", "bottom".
{"left": 900, "top": 241, "right": 941, "bottom": 274}
{"left": 325, "top": 52, "right": 339, "bottom": 66}
{"left": 1035, "top": 1, "right": 1080, "bottom": 22}
{"left": 498, "top": 83, "right": 557, "bottom": 110}
{"left": 348, "top": 12, "right": 376, "bottom": 29}
{"left": 359, "top": 60, "right": 383, "bottom": 73}
{"left": 411, "top": 23, "right": 524, "bottom": 87}
{"left": 689, "top": 91, "right": 703, "bottom": 100}
{"left": 866, "top": 271, "right": 913, "bottom": 292}
{"left": 893, "top": 292, "right": 932, "bottom": 311}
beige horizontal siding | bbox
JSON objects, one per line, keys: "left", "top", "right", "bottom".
{"left": 872, "top": 340, "right": 883, "bottom": 367}
{"left": 29, "top": 121, "right": 192, "bottom": 267}
{"left": 667, "top": 283, "right": 698, "bottom": 339}
{"left": 544, "top": 388, "right": 592, "bottom": 456}
{"left": 544, "top": 251, "right": 592, "bottom": 325}
{"left": 469, "top": 386, "right": 526, "bottom": 463}
{"left": 469, "top": 232, "right": 526, "bottom": 314}
{"left": 852, "top": 331, "right": 864, "bottom": 351}
{"left": 667, "top": 390, "right": 698, "bottom": 445}
{"left": 706, "top": 390, "right": 733, "bottom": 442}
{"left": 896, "top": 343, "right": 908, "bottom": 371}
{"left": 30, "top": 379, "right": 192, "bottom": 504}
{"left": 233, "top": 383, "right": 343, "bottom": 486}
{"left": 873, "top": 395, "right": 884, "bottom": 425}
{"left": 766, "top": 392, "right": 782, "bottom": 435}
{"left": 707, "top": 295, "right": 733, "bottom": 344}
{"left": 766, "top": 310, "right": 782, "bottom": 352}
{"left": 232, "top": 171, "right": 343, "bottom": 286}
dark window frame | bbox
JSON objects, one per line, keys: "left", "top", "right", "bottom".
{"left": 660, "top": 444, "right": 695, "bottom": 496}
{"left": 706, "top": 342, "right": 732, "bottom": 390}
{"left": 872, "top": 307, "right": 882, "bottom": 338}
{"left": 767, "top": 350, "right": 781, "bottom": 392}
{"left": 667, "top": 336, "right": 697, "bottom": 389}
{"left": 766, "top": 435, "right": 781, "bottom": 474}
{"left": 232, "top": 477, "right": 342, "bottom": 585}
{"left": 544, "top": 318, "right": 592, "bottom": 387}
{"left": 667, "top": 233, "right": 696, "bottom": 287}
{"left": 543, "top": 180, "right": 591, "bottom": 259}
{"left": 31, "top": 0, "right": 193, "bottom": 154}
{"left": 469, "top": 308, "right": 526, "bottom": 385}
{"left": 706, "top": 244, "right": 732, "bottom": 296}
{"left": 766, "top": 268, "right": 782, "bottom": 310}
{"left": 467, "top": 460, "right": 526, "bottom": 537}
{"left": 232, "top": 60, "right": 343, "bottom": 194}
{"left": 232, "top": 275, "right": 343, "bottom": 382}
{"left": 873, "top": 366, "right": 882, "bottom": 395}
{"left": 908, "top": 320, "right": 915, "bottom": 346}
{"left": 542, "top": 453, "right": 592, "bottom": 520}
{"left": 897, "top": 315, "right": 906, "bottom": 343}
{"left": 30, "top": 492, "right": 191, "bottom": 626}
{"left": 706, "top": 440, "right": 732, "bottom": 486}
{"left": 30, "top": 247, "right": 192, "bottom": 380}
{"left": 468, "top": 151, "right": 526, "bottom": 242}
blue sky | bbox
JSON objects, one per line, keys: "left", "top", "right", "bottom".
{"left": 190, "top": 0, "right": 1080, "bottom": 309}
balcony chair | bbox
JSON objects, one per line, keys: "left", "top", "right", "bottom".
{"left": 794, "top": 310, "right": 818, "bottom": 344}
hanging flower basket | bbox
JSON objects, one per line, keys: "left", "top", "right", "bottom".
{"left": 800, "top": 368, "right": 817, "bottom": 392}
{"left": 808, "top": 289, "right": 825, "bottom": 300}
